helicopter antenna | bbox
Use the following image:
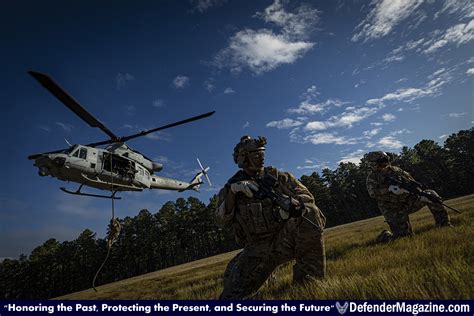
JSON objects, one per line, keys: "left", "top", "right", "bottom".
{"left": 197, "top": 158, "right": 212, "bottom": 186}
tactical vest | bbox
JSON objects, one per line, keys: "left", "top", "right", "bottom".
{"left": 226, "top": 168, "right": 284, "bottom": 244}
{"left": 369, "top": 166, "right": 418, "bottom": 211}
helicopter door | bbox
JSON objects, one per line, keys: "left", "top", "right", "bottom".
{"left": 102, "top": 153, "right": 135, "bottom": 181}
{"left": 135, "top": 165, "right": 151, "bottom": 188}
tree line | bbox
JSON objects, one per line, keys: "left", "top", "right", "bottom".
{"left": 1, "top": 128, "right": 472, "bottom": 299}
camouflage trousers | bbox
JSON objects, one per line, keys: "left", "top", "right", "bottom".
{"left": 219, "top": 209, "right": 326, "bottom": 299}
{"left": 381, "top": 190, "right": 450, "bottom": 238}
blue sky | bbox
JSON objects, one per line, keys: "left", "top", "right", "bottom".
{"left": 1, "top": 0, "right": 472, "bottom": 259}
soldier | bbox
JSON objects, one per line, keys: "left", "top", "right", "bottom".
{"left": 365, "top": 151, "right": 452, "bottom": 243}
{"left": 216, "top": 136, "right": 326, "bottom": 299}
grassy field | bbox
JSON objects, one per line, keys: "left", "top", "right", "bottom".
{"left": 57, "top": 194, "right": 474, "bottom": 300}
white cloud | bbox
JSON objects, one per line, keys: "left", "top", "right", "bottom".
{"left": 204, "top": 78, "right": 215, "bottom": 92}
{"left": 467, "top": 68, "right": 474, "bottom": 74}
{"left": 214, "top": 29, "right": 314, "bottom": 75}
{"left": 439, "top": 134, "right": 448, "bottom": 139}
{"left": 257, "top": 0, "right": 320, "bottom": 39}
{"left": 223, "top": 87, "right": 235, "bottom": 94}
{"left": 242, "top": 121, "right": 250, "bottom": 129}
{"left": 301, "top": 85, "right": 320, "bottom": 100}
{"left": 334, "top": 106, "right": 378, "bottom": 127}
{"left": 352, "top": 0, "right": 424, "bottom": 42}
{"left": 434, "top": 0, "right": 474, "bottom": 19}
{"left": 366, "top": 69, "right": 451, "bottom": 106}
{"left": 423, "top": 20, "right": 474, "bottom": 54}
{"left": 292, "top": 107, "right": 378, "bottom": 131}
{"left": 383, "top": 39, "right": 425, "bottom": 64}
{"left": 382, "top": 113, "right": 396, "bottom": 122}
{"left": 354, "top": 80, "right": 367, "bottom": 88}
{"left": 370, "top": 122, "right": 384, "bottom": 126}
{"left": 152, "top": 99, "right": 165, "bottom": 107}
{"left": 55, "top": 122, "right": 73, "bottom": 132}
{"left": 190, "top": 0, "right": 227, "bottom": 13}
{"left": 213, "top": 0, "right": 319, "bottom": 74}
{"left": 378, "top": 136, "right": 404, "bottom": 149}
{"left": 389, "top": 129, "right": 411, "bottom": 136}
{"left": 305, "top": 121, "right": 328, "bottom": 131}
{"left": 115, "top": 73, "right": 135, "bottom": 90}
{"left": 173, "top": 75, "right": 190, "bottom": 89}
{"left": 302, "top": 106, "right": 378, "bottom": 131}
{"left": 153, "top": 155, "right": 169, "bottom": 164}
{"left": 303, "top": 133, "right": 358, "bottom": 145}
{"left": 448, "top": 112, "right": 467, "bottom": 118}
{"left": 144, "top": 132, "right": 171, "bottom": 142}
{"left": 296, "top": 158, "right": 330, "bottom": 170}
{"left": 367, "top": 87, "right": 429, "bottom": 105}
{"left": 266, "top": 118, "right": 303, "bottom": 129}
{"left": 123, "top": 105, "right": 136, "bottom": 116}
{"left": 296, "top": 164, "right": 320, "bottom": 170}
{"left": 363, "top": 128, "right": 382, "bottom": 137}
{"left": 289, "top": 98, "right": 348, "bottom": 115}
{"left": 339, "top": 149, "right": 365, "bottom": 164}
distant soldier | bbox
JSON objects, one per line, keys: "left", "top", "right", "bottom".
{"left": 215, "top": 136, "right": 326, "bottom": 299}
{"left": 365, "top": 151, "right": 452, "bottom": 242}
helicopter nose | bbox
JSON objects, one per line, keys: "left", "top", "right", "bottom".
{"left": 34, "top": 156, "right": 52, "bottom": 176}
{"left": 38, "top": 167, "right": 49, "bottom": 176}
{"left": 52, "top": 156, "right": 66, "bottom": 167}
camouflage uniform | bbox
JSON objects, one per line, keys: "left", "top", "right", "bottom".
{"left": 366, "top": 165, "right": 450, "bottom": 238}
{"left": 216, "top": 166, "right": 326, "bottom": 299}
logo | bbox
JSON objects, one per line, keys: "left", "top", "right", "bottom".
{"left": 335, "top": 301, "right": 348, "bottom": 315}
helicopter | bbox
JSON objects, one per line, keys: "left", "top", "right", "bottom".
{"left": 28, "top": 71, "right": 215, "bottom": 199}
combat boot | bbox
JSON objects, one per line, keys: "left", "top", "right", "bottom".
{"left": 375, "top": 230, "right": 394, "bottom": 243}
{"left": 437, "top": 221, "right": 454, "bottom": 228}
{"left": 292, "top": 265, "right": 323, "bottom": 286}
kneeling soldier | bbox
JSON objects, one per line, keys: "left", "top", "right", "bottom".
{"left": 365, "top": 151, "right": 452, "bottom": 242}
{"left": 216, "top": 136, "right": 326, "bottom": 299}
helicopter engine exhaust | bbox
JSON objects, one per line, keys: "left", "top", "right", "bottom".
{"left": 152, "top": 162, "right": 163, "bottom": 172}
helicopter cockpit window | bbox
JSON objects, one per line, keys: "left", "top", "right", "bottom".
{"left": 63, "top": 145, "right": 77, "bottom": 155}
{"left": 72, "top": 150, "right": 79, "bottom": 158}
{"left": 79, "top": 148, "right": 87, "bottom": 159}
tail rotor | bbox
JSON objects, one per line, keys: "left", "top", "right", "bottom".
{"left": 197, "top": 158, "right": 212, "bottom": 186}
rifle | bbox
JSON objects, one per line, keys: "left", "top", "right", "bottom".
{"left": 251, "top": 172, "right": 323, "bottom": 232}
{"left": 387, "top": 174, "right": 462, "bottom": 214}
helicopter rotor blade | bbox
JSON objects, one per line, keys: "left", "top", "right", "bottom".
{"left": 120, "top": 111, "right": 216, "bottom": 143}
{"left": 28, "top": 71, "right": 119, "bottom": 141}
{"left": 28, "top": 148, "right": 67, "bottom": 160}
{"left": 85, "top": 111, "right": 216, "bottom": 147}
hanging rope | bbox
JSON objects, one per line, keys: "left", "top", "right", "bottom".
{"left": 92, "top": 153, "right": 122, "bottom": 291}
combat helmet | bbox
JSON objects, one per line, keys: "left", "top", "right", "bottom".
{"left": 365, "top": 151, "right": 390, "bottom": 166}
{"left": 233, "top": 135, "right": 267, "bottom": 168}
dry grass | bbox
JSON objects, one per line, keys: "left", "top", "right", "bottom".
{"left": 56, "top": 194, "right": 474, "bottom": 300}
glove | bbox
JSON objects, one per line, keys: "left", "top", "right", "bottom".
{"left": 388, "top": 185, "right": 409, "bottom": 195}
{"left": 420, "top": 190, "right": 441, "bottom": 204}
{"left": 420, "top": 196, "right": 434, "bottom": 204}
{"left": 230, "top": 181, "right": 259, "bottom": 198}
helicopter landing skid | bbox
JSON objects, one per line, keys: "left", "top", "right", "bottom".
{"left": 60, "top": 186, "right": 122, "bottom": 200}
